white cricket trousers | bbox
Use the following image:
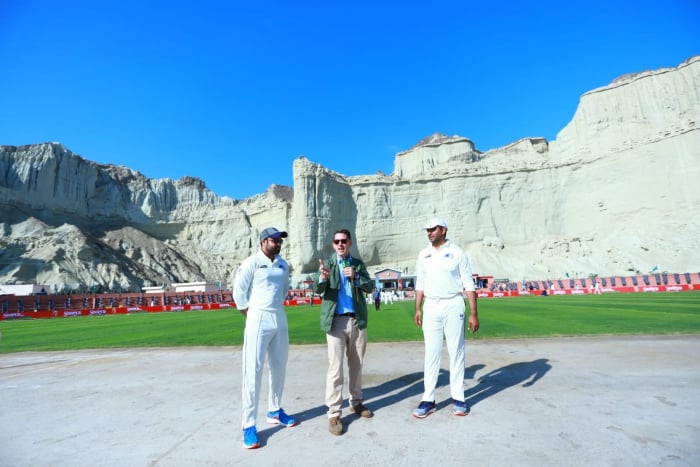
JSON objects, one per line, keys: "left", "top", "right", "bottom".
{"left": 241, "top": 308, "right": 289, "bottom": 429}
{"left": 421, "top": 295, "right": 466, "bottom": 403}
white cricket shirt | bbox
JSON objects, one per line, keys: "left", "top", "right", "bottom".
{"left": 415, "top": 240, "right": 475, "bottom": 299}
{"left": 233, "top": 250, "right": 290, "bottom": 311}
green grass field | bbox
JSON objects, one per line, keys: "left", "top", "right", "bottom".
{"left": 1, "top": 291, "right": 699, "bottom": 353}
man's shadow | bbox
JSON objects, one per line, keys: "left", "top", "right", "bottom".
{"left": 462, "top": 358, "right": 552, "bottom": 409}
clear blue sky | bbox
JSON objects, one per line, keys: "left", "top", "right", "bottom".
{"left": 1, "top": 1, "right": 698, "bottom": 200}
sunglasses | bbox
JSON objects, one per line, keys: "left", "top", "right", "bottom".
{"left": 426, "top": 226, "right": 442, "bottom": 233}
{"left": 333, "top": 238, "right": 349, "bottom": 245}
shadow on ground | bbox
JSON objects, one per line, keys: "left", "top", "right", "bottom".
{"left": 260, "top": 358, "right": 551, "bottom": 440}
{"left": 464, "top": 358, "right": 552, "bottom": 409}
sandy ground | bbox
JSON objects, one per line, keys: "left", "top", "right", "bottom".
{"left": 1, "top": 335, "right": 699, "bottom": 467}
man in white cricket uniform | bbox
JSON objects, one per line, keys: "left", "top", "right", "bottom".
{"left": 412, "top": 218, "right": 480, "bottom": 418}
{"left": 233, "top": 227, "right": 297, "bottom": 449}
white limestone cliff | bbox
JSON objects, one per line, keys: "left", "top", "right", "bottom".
{"left": 291, "top": 56, "right": 700, "bottom": 281}
{"left": 1, "top": 56, "right": 698, "bottom": 291}
{"left": 0, "top": 143, "right": 290, "bottom": 290}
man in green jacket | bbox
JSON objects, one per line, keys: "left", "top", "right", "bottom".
{"left": 314, "top": 228, "right": 375, "bottom": 435}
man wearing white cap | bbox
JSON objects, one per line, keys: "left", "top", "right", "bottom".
{"left": 412, "top": 218, "right": 479, "bottom": 418}
{"left": 233, "top": 227, "right": 298, "bottom": 449}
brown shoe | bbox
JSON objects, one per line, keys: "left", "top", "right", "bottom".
{"left": 329, "top": 416, "right": 344, "bottom": 435}
{"left": 350, "top": 402, "right": 374, "bottom": 418}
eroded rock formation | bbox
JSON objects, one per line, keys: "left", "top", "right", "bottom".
{"left": 1, "top": 56, "right": 698, "bottom": 291}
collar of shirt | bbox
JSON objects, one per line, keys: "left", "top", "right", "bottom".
{"left": 431, "top": 239, "right": 451, "bottom": 251}
{"left": 257, "top": 249, "right": 280, "bottom": 264}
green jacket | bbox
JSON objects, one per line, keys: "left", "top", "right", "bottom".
{"left": 313, "top": 255, "right": 374, "bottom": 332}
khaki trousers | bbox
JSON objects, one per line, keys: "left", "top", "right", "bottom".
{"left": 325, "top": 314, "right": 367, "bottom": 417}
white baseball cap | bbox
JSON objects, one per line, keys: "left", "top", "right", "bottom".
{"left": 422, "top": 218, "right": 447, "bottom": 230}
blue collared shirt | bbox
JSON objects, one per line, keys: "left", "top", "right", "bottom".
{"left": 336, "top": 256, "right": 355, "bottom": 315}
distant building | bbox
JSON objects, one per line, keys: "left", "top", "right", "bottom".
{"left": 172, "top": 282, "right": 221, "bottom": 293}
{"left": 141, "top": 282, "right": 221, "bottom": 294}
{"left": 373, "top": 268, "right": 415, "bottom": 290}
{"left": 0, "top": 284, "right": 49, "bottom": 296}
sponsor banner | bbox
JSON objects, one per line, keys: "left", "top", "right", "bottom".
{"left": 1, "top": 312, "right": 24, "bottom": 319}
{"left": 21, "top": 310, "right": 55, "bottom": 318}
{"left": 109, "top": 307, "right": 128, "bottom": 315}
{"left": 90, "top": 309, "right": 107, "bottom": 316}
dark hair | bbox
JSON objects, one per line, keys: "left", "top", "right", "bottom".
{"left": 333, "top": 229, "right": 352, "bottom": 240}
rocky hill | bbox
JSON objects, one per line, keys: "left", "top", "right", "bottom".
{"left": 1, "top": 56, "right": 698, "bottom": 292}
